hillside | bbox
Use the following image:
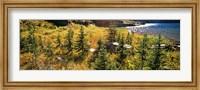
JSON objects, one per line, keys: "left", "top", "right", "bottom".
{"left": 20, "top": 20, "right": 180, "bottom": 70}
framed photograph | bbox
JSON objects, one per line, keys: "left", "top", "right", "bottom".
{"left": 1, "top": 0, "right": 199, "bottom": 89}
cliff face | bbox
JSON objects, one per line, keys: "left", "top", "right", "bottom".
{"left": 46, "top": 20, "right": 68, "bottom": 26}
{"left": 93, "top": 20, "right": 123, "bottom": 27}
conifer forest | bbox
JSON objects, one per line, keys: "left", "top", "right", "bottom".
{"left": 20, "top": 20, "right": 180, "bottom": 70}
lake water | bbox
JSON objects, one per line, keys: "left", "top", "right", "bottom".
{"left": 125, "top": 23, "right": 180, "bottom": 42}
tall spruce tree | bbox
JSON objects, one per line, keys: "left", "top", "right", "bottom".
{"left": 96, "top": 38, "right": 104, "bottom": 54}
{"left": 20, "top": 36, "right": 28, "bottom": 53}
{"left": 27, "top": 22, "right": 33, "bottom": 31}
{"left": 65, "top": 29, "right": 74, "bottom": 55}
{"left": 126, "top": 33, "right": 132, "bottom": 45}
{"left": 27, "top": 31, "right": 37, "bottom": 53}
{"left": 25, "top": 32, "right": 39, "bottom": 69}
{"left": 150, "top": 34, "right": 163, "bottom": 70}
{"left": 91, "top": 38, "right": 103, "bottom": 64}
{"left": 117, "top": 34, "right": 127, "bottom": 64}
{"left": 32, "top": 22, "right": 36, "bottom": 31}
{"left": 108, "top": 27, "right": 117, "bottom": 42}
{"left": 38, "top": 35, "right": 44, "bottom": 51}
{"left": 125, "top": 33, "right": 133, "bottom": 56}
{"left": 45, "top": 41, "right": 53, "bottom": 59}
{"left": 32, "top": 34, "right": 39, "bottom": 69}
{"left": 93, "top": 39, "right": 108, "bottom": 70}
{"left": 32, "top": 34, "right": 38, "bottom": 55}
{"left": 56, "top": 34, "right": 61, "bottom": 47}
{"left": 138, "top": 34, "right": 148, "bottom": 70}
{"left": 75, "top": 26, "right": 89, "bottom": 52}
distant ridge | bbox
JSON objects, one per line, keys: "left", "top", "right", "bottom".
{"left": 133, "top": 20, "right": 180, "bottom": 23}
{"left": 46, "top": 20, "right": 180, "bottom": 27}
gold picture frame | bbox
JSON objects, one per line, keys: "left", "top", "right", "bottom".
{"left": 0, "top": 0, "right": 199, "bottom": 89}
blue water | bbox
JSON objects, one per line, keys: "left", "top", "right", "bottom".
{"left": 126, "top": 23, "right": 180, "bottom": 42}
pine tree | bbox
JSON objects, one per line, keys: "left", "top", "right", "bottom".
{"left": 92, "top": 40, "right": 108, "bottom": 70}
{"left": 32, "top": 34, "right": 38, "bottom": 56}
{"left": 150, "top": 34, "right": 163, "bottom": 70}
{"left": 75, "top": 26, "right": 89, "bottom": 52}
{"left": 26, "top": 21, "right": 38, "bottom": 53}
{"left": 126, "top": 33, "right": 132, "bottom": 45}
{"left": 96, "top": 38, "right": 104, "bottom": 53}
{"left": 93, "top": 38, "right": 104, "bottom": 58}
{"left": 27, "top": 22, "right": 33, "bottom": 31}
{"left": 27, "top": 31, "right": 37, "bottom": 53}
{"left": 138, "top": 34, "right": 148, "bottom": 70}
{"left": 65, "top": 29, "right": 74, "bottom": 55}
{"left": 56, "top": 34, "right": 61, "bottom": 47}
{"left": 108, "top": 26, "right": 117, "bottom": 42}
{"left": 32, "top": 22, "right": 36, "bottom": 31}
{"left": 45, "top": 41, "right": 53, "bottom": 59}
{"left": 125, "top": 33, "right": 133, "bottom": 56}
{"left": 38, "top": 35, "right": 44, "bottom": 51}
{"left": 20, "top": 36, "right": 28, "bottom": 53}
{"left": 32, "top": 34, "right": 39, "bottom": 69}
{"left": 25, "top": 32, "right": 39, "bottom": 69}
{"left": 90, "top": 38, "right": 104, "bottom": 65}
{"left": 117, "top": 34, "right": 127, "bottom": 64}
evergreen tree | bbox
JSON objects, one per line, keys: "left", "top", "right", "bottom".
{"left": 56, "top": 34, "right": 61, "bottom": 47}
{"left": 27, "top": 22, "right": 33, "bottom": 31}
{"left": 96, "top": 38, "right": 104, "bottom": 53}
{"left": 32, "top": 22, "right": 36, "bottom": 31}
{"left": 25, "top": 21, "right": 38, "bottom": 53}
{"left": 65, "top": 29, "right": 74, "bottom": 55}
{"left": 27, "top": 31, "right": 37, "bottom": 53}
{"left": 92, "top": 40, "right": 108, "bottom": 70}
{"left": 45, "top": 41, "right": 53, "bottom": 59}
{"left": 90, "top": 38, "right": 104, "bottom": 65}
{"left": 106, "top": 60, "right": 121, "bottom": 70}
{"left": 20, "top": 36, "right": 28, "bottom": 53}
{"left": 27, "top": 21, "right": 36, "bottom": 31}
{"left": 32, "top": 34, "right": 39, "bottom": 69}
{"left": 75, "top": 26, "right": 89, "bottom": 52}
{"left": 106, "top": 27, "right": 117, "bottom": 53}
{"left": 125, "top": 33, "right": 133, "bottom": 56}
{"left": 32, "top": 34, "right": 38, "bottom": 55}
{"left": 137, "top": 34, "right": 148, "bottom": 70}
{"left": 108, "top": 26, "right": 117, "bottom": 42}
{"left": 38, "top": 35, "right": 44, "bottom": 50}
{"left": 150, "top": 34, "right": 163, "bottom": 70}
{"left": 126, "top": 33, "right": 132, "bottom": 45}
{"left": 93, "top": 38, "right": 104, "bottom": 58}
{"left": 117, "top": 34, "right": 127, "bottom": 65}
{"left": 24, "top": 32, "right": 39, "bottom": 69}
